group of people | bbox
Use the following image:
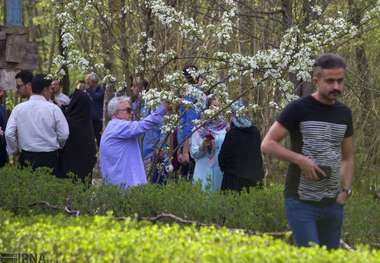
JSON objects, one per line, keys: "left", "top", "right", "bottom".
{"left": 98, "top": 66, "right": 265, "bottom": 192}
{"left": 0, "top": 53, "right": 354, "bottom": 250}
{"left": 0, "top": 71, "right": 104, "bottom": 182}
{"left": 98, "top": 53, "right": 354, "bottom": 250}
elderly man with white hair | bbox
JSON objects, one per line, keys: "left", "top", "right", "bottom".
{"left": 99, "top": 96, "right": 167, "bottom": 188}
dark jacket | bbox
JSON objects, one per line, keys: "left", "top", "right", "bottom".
{"left": 58, "top": 90, "right": 97, "bottom": 181}
{"left": 218, "top": 122, "right": 264, "bottom": 182}
{"left": 86, "top": 85, "right": 104, "bottom": 121}
{"left": 0, "top": 105, "right": 7, "bottom": 167}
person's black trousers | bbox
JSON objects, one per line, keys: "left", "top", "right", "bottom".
{"left": 19, "top": 150, "right": 59, "bottom": 175}
{"left": 93, "top": 120, "right": 103, "bottom": 147}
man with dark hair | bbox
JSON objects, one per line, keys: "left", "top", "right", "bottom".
{"left": 15, "top": 70, "right": 33, "bottom": 99}
{"left": 5, "top": 74, "right": 69, "bottom": 174}
{"left": 261, "top": 53, "right": 354, "bottom": 249}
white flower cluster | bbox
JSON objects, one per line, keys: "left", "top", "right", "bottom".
{"left": 146, "top": 0, "right": 204, "bottom": 39}
{"left": 52, "top": 1, "right": 102, "bottom": 78}
{"left": 103, "top": 74, "right": 117, "bottom": 85}
{"left": 158, "top": 49, "right": 177, "bottom": 63}
{"left": 142, "top": 89, "right": 180, "bottom": 109}
{"left": 183, "top": 84, "right": 207, "bottom": 112}
{"left": 141, "top": 37, "right": 156, "bottom": 58}
{"left": 61, "top": 33, "right": 75, "bottom": 48}
{"left": 162, "top": 71, "right": 183, "bottom": 88}
{"left": 311, "top": 5, "right": 322, "bottom": 16}
{"left": 214, "top": 0, "right": 238, "bottom": 44}
{"left": 161, "top": 114, "right": 179, "bottom": 134}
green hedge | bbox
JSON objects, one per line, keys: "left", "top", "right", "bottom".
{"left": 0, "top": 211, "right": 379, "bottom": 263}
{"left": 0, "top": 166, "right": 379, "bottom": 246}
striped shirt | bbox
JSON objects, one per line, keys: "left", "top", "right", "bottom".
{"left": 278, "top": 95, "right": 353, "bottom": 202}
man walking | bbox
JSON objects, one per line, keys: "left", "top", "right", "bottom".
{"left": 261, "top": 53, "right": 354, "bottom": 249}
{"left": 5, "top": 74, "right": 69, "bottom": 174}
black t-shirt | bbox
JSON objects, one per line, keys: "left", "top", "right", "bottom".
{"left": 277, "top": 95, "right": 353, "bottom": 202}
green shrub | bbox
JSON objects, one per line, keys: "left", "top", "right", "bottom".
{"left": 0, "top": 211, "right": 379, "bottom": 263}
{"left": 0, "top": 166, "right": 379, "bottom": 247}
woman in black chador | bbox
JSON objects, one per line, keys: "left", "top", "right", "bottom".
{"left": 219, "top": 100, "right": 264, "bottom": 192}
{"left": 58, "top": 88, "right": 96, "bottom": 183}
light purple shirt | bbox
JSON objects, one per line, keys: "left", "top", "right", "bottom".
{"left": 99, "top": 104, "right": 166, "bottom": 188}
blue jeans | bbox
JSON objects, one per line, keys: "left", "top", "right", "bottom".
{"left": 285, "top": 197, "right": 344, "bottom": 249}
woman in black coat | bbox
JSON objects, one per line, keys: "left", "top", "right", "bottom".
{"left": 58, "top": 89, "right": 97, "bottom": 182}
{"left": 219, "top": 101, "right": 264, "bottom": 192}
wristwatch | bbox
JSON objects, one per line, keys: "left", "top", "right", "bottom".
{"left": 341, "top": 188, "right": 352, "bottom": 197}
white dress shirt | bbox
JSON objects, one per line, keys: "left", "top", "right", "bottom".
{"left": 5, "top": 95, "right": 69, "bottom": 154}
{"left": 55, "top": 92, "right": 71, "bottom": 106}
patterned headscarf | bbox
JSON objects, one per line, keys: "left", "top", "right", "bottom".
{"left": 198, "top": 119, "right": 228, "bottom": 138}
{"left": 231, "top": 100, "right": 252, "bottom": 128}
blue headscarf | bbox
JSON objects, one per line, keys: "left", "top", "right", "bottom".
{"left": 231, "top": 100, "right": 252, "bottom": 128}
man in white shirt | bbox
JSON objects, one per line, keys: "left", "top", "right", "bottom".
{"left": 51, "top": 80, "right": 70, "bottom": 107}
{"left": 5, "top": 74, "right": 69, "bottom": 174}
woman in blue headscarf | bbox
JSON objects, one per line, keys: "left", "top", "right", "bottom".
{"left": 190, "top": 95, "right": 228, "bottom": 191}
{"left": 219, "top": 100, "right": 264, "bottom": 191}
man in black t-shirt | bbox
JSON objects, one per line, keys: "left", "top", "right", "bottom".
{"left": 261, "top": 53, "right": 354, "bottom": 249}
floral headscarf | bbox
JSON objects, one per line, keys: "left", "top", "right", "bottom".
{"left": 231, "top": 100, "right": 252, "bottom": 128}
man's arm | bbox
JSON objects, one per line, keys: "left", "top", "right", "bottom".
{"left": 261, "top": 121, "right": 325, "bottom": 180}
{"left": 113, "top": 103, "right": 167, "bottom": 139}
{"left": 337, "top": 136, "right": 354, "bottom": 203}
{"left": 4, "top": 110, "right": 19, "bottom": 154}
{"left": 54, "top": 107, "right": 70, "bottom": 147}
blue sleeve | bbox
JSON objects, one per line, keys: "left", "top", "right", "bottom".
{"left": 177, "top": 105, "right": 199, "bottom": 144}
{"left": 112, "top": 104, "right": 166, "bottom": 139}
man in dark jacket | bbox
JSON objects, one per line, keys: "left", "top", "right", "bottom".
{"left": 85, "top": 72, "right": 105, "bottom": 147}
{"left": 0, "top": 86, "right": 7, "bottom": 167}
{"left": 219, "top": 101, "right": 264, "bottom": 191}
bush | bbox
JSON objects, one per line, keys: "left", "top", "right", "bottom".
{"left": 0, "top": 166, "right": 379, "bottom": 246}
{"left": 0, "top": 211, "right": 379, "bottom": 263}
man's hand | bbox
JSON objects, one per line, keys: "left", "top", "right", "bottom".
{"left": 295, "top": 155, "right": 326, "bottom": 181}
{"left": 336, "top": 191, "right": 348, "bottom": 205}
{"left": 0, "top": 127, "right": 3, "bottom": 136}
{"left": 178, "top": 151, "right": 190, "bottom": 164}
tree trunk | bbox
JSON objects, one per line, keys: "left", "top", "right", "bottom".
{"left": 58, "top": 25, "right": 70, "bottom": 95}
{"left": 348, "top": 0, "right": 371, "bottom": 112}
{"left": 139, "top": 4, "right": 154, "bottom": 81}
{"left": 47, "top": 4, "right": 58, "bottom": 74}
{"left": 119, "top": 0, "right": 130, "bottom": 93}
